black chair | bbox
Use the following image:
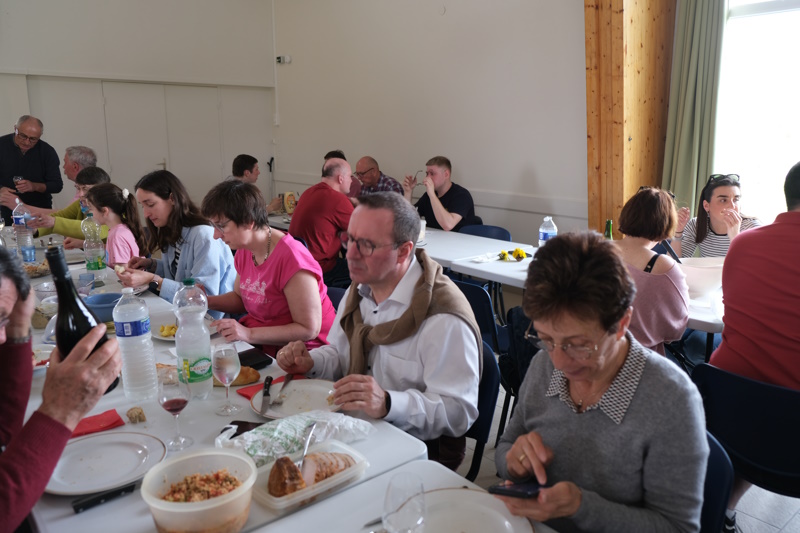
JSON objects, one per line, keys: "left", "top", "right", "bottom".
{"left": 702, "top": 431, "right": 734, "bottom": 533}
{"left": 452, "top": 279, "right": 508, "bottom": 355}
{"left": 692, "top": 364, "right": 800, "bottom": 498}
{"left": 458, "top": 224, "right": 513, "bottom": 322}
{"left": 326, "top": 286, "right": 346, "bottom": 310}
{"left": 464, "top": 341, "right": 501, "bottom": 482}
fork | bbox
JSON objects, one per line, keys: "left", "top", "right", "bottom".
{"left": 270, "top": 373, "right": 294, "bottom": 405}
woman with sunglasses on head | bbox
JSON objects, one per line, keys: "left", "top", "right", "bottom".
{"left": 115, "top": 170, "right": 235, "bottom": 319}
{"left": 614, "top": 187, "right": 689, "bottom": 355}
{"left": 673, "top": 174, "right": 761, "bottom": 257}
{"left": 494, "top": 232, "right": 707, "bottom": 532}
{"left": 200, "top": 180, "right": 335, "bottom": 356}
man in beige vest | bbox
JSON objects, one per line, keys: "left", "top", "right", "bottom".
{"left": 277, "top": 192, "right": 481, "bottom": 470}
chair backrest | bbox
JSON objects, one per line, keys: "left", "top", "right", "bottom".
{"left": 691, "top": 363, "right": 800, "bottom": 497}
{"left": 460, "top": 224, "right": 512, "bottom": 242}
{"left": 702, "top": 431, "right": 734, "bottom": 533}
{"left": 293, "top": 235, "right": 309, "bottom": 249}
{"left": 452, "top": 279, "right": 500, "bottom": 352}
{"left": 502, "top": 306, "right": 538, "bottom": 394}
{"left": 465, "top": 341, "right": 501, "bottom": 443}
{"left": 326, "top": 286, "right": 346, "bottom": 310}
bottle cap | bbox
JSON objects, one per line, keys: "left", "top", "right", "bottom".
{"left": 122, "top": 287, "right": 134, "bottom": 294}
{"left": 182, "top": 278, "right": 195, "bottom": 286}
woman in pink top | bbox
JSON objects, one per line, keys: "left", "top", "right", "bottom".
{"left": 85, "top": 183, "right": 146, "bottom": 266}
{"left": 202, "top": 180, "right": 335, "bottom": 356}
{"left": 615, "top": 187, "right": 689, "bottom": 355}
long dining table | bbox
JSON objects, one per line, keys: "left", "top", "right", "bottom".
{"left": 25, "top": 265, "right": 428, "bottom": 532}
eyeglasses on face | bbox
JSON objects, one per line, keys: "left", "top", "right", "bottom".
{"left": 211, "top": 219, "right": 232, "bottom": 232}
{"left": 14, "top": 128, "right": 40, "bottom": 144}
{"left": 0, "top": 316, "right": 9, "bottom": 329}
{"left": 708, "top": 174, "right": 740, "bottom": 184}
{"left": 523, "top": 323, "right": 607, "bottom": 361}
{"left": 339, "top": 232, "right": 401, "bottom": 257}
{"left": 637, "top": 185, "right": 675, "bottom": 200}
{"left": 354, "top": 167, "right": 376, "bottom": 179}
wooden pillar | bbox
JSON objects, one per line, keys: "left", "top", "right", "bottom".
{"left": 585, "top": 0, "right": 677, "bottom": 237}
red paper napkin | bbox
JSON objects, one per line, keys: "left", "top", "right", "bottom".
{"left": 71, "top": 409, "right": 125, "bottom": 438}
{"left": 237, "top": 374, "right": 306, "bottom": 400}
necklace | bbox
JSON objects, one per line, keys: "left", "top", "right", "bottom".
{"left": 252, "top": 226, "right": 272, "bottom": 267}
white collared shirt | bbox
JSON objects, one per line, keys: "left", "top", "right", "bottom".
{"left": 309, "top": 257, "right": 480, "bottom": 440}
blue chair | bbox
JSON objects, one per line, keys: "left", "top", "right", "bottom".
{"left": 459, "top": 224, "right": 513, "bottom": 323}
{"left": 692, "top": 364, "right": 800, "bottom": 498}
{"left": 326, "top": 286, "right": 346, "bottom": 310}
{"left": 452, "top": 280, "right": 508, "bottom": 355}
{"left": 464, "top": 341, "right": 501, "bottom": 482}
{"left": 702, "top": 431, "right": 734, "bottom": 533}
{"left": 293, "top": 235, "right": 309, "bottom": 249}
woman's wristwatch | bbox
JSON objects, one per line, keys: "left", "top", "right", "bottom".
{"left": 149, "top": 275, "right": 163, "bottom": 295}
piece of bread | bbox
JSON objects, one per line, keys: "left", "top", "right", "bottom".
{"left": 213, "top": 366, "right": 259, "bottom": 387}
{"left": 156, "top": 363, "right": 178, "bottom": 385}
{"left": 126, "top": 406, "right": 146, "bottom": 423}
{"left": 267, "top": 452, "right": 355, "bottom": 497}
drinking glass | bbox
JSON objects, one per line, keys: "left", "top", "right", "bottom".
{"left": 382, "top": 472, "right": 425, "bottom": 533}
{"left": 158, "top": 366, "right": 193, "bottom": 451}
{"left": 212, "top": 344, "right": 242, "bottom": 415}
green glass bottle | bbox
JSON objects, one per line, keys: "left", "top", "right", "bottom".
{"left": 604, "top": 219, "right": 613, "bottom": 240}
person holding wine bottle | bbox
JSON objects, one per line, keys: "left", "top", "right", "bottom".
{"left": 0, "top": 247, "right": 122, "bottom": 531}
{"left": 115, "top": 170, "right": 235, "bottom": 319}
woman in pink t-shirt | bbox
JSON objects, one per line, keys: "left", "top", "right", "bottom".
{"left": 85, "top": 184, "right": 146, "bottom": 266}
{"left": 201, "top": 180, "right": 336, "bottom": 356}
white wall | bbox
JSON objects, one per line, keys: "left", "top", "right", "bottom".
{"left": 0, "top": 0, "right": 275, "bottom": 87}
{"left": 272, "top": 0, "right": 589, "bottom": 240}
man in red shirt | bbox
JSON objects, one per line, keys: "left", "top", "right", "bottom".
{"left": 289, "top": 158, "right": 354, "bottom": 288}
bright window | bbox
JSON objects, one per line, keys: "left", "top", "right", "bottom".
{"left": 714, "top": 3, "right": 800, "bottom": 223}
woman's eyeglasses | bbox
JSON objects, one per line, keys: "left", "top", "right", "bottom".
{"left": 523, "top": 323, "right": 605, "bottom": 361}
{"left": 708, "top": 174, "right": 740, "bottom": 184}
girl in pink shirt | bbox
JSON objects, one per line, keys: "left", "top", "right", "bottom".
{"left": 85, "top": 184, "right": 146, "bottom": 267}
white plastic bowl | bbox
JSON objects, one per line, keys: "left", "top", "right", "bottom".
{"left": 140, "top": 448, "right": 257, "bottom": 533}
{"left": 678, "top": 257, "right": 724, "bottom": 299}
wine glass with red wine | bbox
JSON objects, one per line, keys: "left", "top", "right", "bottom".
{"left": 158, "top": 365, "right": 193, "bottom": 451}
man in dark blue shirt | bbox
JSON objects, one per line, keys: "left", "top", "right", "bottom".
{"left": 0, "top": 115, "right": 63, "bottom": 225}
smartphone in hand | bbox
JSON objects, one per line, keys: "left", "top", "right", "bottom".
{"left": 488, "top": 480, "right": 543, "bottom": 498}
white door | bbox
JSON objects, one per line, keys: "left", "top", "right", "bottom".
{"left": 102, "top": 82, "right": 169, "bottom": 191}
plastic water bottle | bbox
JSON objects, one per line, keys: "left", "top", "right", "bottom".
{"left": 538, "top": 216, "right": 558, "bottom": 248}
{"left": 12, "top": 199, "right": 35, "bottom": 263}
{"left": 81, "top": 213, "right": 106, "bottom": 280}
{"left": 174, "top": 278, "right": 212, "bottom": 400}
{"left": 113, "top": 287, "right": 158, "bottom": 401}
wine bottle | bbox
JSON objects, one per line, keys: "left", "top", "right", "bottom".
{"left": 604, "top": 219, "right": 614, "bottom": 240}
{"left": 45, "top": 246, "right": 119, "bottom": 394}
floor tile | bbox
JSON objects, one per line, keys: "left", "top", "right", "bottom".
{"left": 780, "top": 512, "right": 800, "bottom": 533}
{"left": 737, "top": 486, "right": 800, "bottom": 529}
{"left": 735, "top": 512, "right": 780, "bottom": 533}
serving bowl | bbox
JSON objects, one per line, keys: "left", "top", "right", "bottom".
{"left": 678, "top": 257, "right": 724, "bottom": 299}
{"left": 83, "top": 292, "right": 123, "bottom": 322}
{"left": 34, "top": 281, "right": 57, "bottom": 301}
{"left": 141, "top": 448, "right": 257, "bottom": 533}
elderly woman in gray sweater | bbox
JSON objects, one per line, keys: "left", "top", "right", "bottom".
{"left": 495, "top": 232, "right": 708, "bottom": 533}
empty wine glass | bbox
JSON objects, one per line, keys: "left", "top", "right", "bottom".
{"left": 212, "top": 344, "right": 242, "bottom": 415}
{"left": 158, "top": 365, "right": 193, "bottom": 451}
{"left": 382, "top": 472, "right": 425, "bottom": 533}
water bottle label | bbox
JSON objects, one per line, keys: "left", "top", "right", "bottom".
{"left": 539, "top": 231, "right": 556, "bottom": 241}
{"left": 114, "top": 318, "right": 151, "bottom": 337}
{"left": 86, "top": 257, "right": 106, "bottom": 271}
{"left": 12, "top": 215, "right": 25, "bottom": 226}
{"left": 179, "top": 357, "right": 212, "bottom": 383}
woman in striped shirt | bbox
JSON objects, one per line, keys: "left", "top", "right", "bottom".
{"left": 672, "top": 174, "right": 761, "bottom": 258}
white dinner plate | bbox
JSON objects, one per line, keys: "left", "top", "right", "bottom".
{"left": 32, "top": 344, "right": 53, "bottom": 373}
{"left": 250, "top": 379, "right": 340, "bottom": 419}
{"left": 64, "top": 249, "right": 85, "bottom": 264}
{"left": 423, "top": 487, "right": 533, "bottom": 532}
{"left": 45, "top": 432, "right": 167, "bottom": 495}
{"left": 150, "top": 310, "right": 217, "bottom": 341}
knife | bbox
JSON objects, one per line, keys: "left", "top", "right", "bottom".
{"left": 72, "top": 481, "right": 137, "bottom": 513}
{"left": 259, "top": 376, "right": 274, "bottom": 416}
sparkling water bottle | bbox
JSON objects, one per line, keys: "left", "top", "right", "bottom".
{"left": 538, "top": 216, "right": 558, "bottom": 248}
{"left": 81, "top": 213, "right": 106, "bottom": 280}
{"left": 12, "top": 199, "right": 35, "bottom": 263}
{"left": 113, "top": 287, "right": 158, "bottom": 401}
{"left": 174, "top": 279, "right": 212, "bottom": 400}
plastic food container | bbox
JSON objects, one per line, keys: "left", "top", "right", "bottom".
{"left": 252, "top": 439, "right": 367, "bottom": 514}
{"left": 141, "top": 448, "right": 257, "bottom": 533}
{"left": 84, "top": 292, "right": 123, "bottom": 322}
{"left": 678, "top": 257, "right": 724, "bottom": 299}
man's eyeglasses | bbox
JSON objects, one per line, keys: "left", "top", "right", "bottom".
{"left": 14, "top": 128, "right": 40, "bottom": 144}
{"left": 523, "top": 323, "right": 606, "bottom": 361}
{"left": 708, "top": 174, "right": 740, "bottom": 184}
{"left": 354, "top": 168, "right": 375, "bottom": 179}
{"left": 638, "top": 186, "right": 675, "bottom": 200}
{"left": 339, "top": 233, "right": 401, "bottom": 257}
{"left": 211, "top": 219, "right": 232, "bottom": 232}
{"left": 0, "top": 316, "right": 9, "bottom": 329}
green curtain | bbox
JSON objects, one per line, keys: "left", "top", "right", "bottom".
{"left": 661, "top": 0, "right": 726, "bottom": 214}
